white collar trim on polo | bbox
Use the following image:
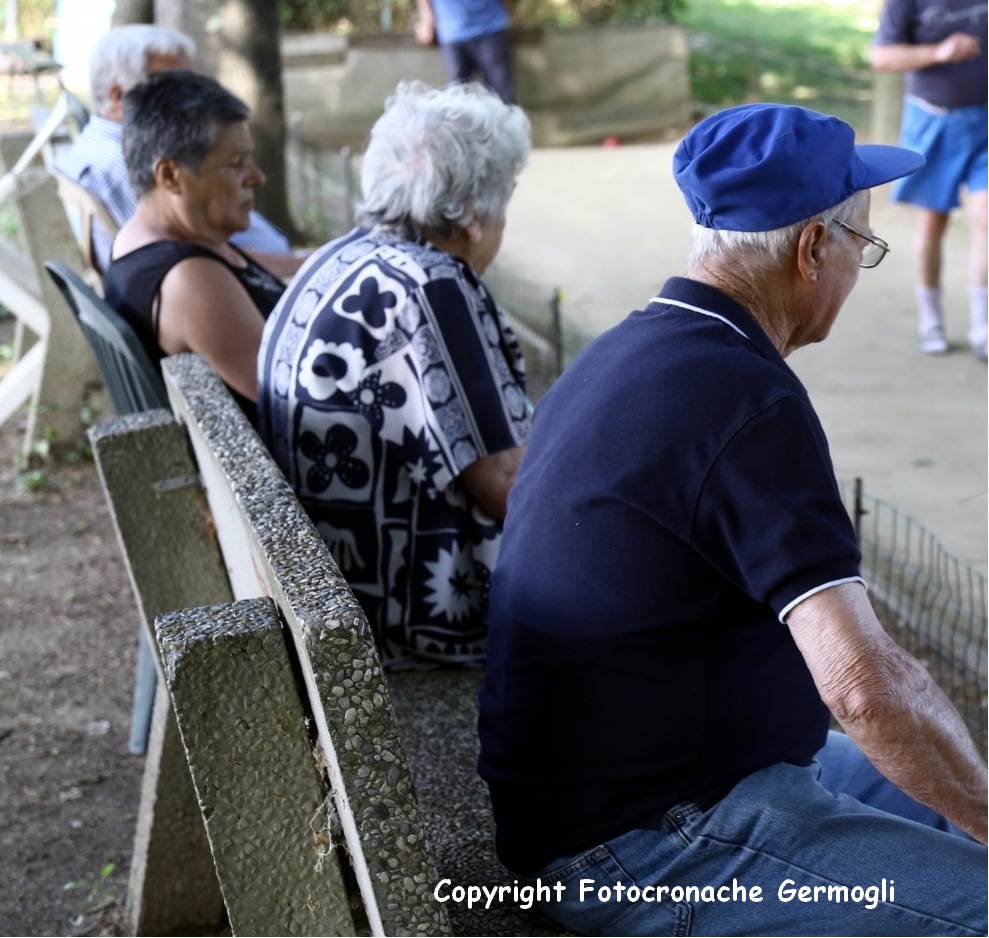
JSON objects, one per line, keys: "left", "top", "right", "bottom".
{"left": 650, "top": 296, "right": 751, "bottom": 342}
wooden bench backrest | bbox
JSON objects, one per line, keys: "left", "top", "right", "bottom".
{"left": 52, "top": 170, "right": 119, "bottom": 277}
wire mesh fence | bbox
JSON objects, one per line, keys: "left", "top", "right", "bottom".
{"left": 483, "top": 262, "right": 591, "bottom": 403}
{"left": 842, "top": 480, "right": 988, "bottom": 755}
{"left": 285, "top": 129, "right": 358, "bottom": 245}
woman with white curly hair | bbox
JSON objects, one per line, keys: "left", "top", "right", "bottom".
{"left": 258, "top": 80, "right": 532, "bottom": 668}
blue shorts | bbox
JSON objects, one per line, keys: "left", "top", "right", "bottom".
{"left": 892, "top": 98, "right": 988, "bottom": 213}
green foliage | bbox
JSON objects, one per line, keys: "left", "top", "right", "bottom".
{"left": 64, "top": 862, "right": 118, "bottom": 934}
{"left": 13, "top": 450, "right": 49, "bottom": 493}
{"left": 0, "top": 0, "right": 56, "bottom": 40}
{"left": 10, "top": 411, "right": 94, "bottom": 493}
{"left": 533, "top": 0, "right": 688, "bottom": 27}
{"left": 14, "top": 426, "right": 56, "bottom": 493}
{"left": 1, "top": 203, "right": 20, "bottom": 242}
{"left": 682, "top": 0, "right": 880, "bottom": 127}
{"left": 280, "top": 0, "right": 687, "bottom": 33}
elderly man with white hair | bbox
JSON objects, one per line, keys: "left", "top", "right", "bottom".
{"left": 477, "top": 102, "right": 987, "bottom": 936}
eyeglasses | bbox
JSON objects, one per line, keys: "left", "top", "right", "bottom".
{"left": 832, "top": 219, "right": 890, "bottom": 269}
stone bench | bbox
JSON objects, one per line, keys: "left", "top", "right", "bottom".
{"left": 90, "top": 352, "right": 565, "bottom": 937}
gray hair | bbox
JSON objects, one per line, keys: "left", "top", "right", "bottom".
{"left": 357, "top": 80, "right": 531, "bottom": 238}
{"left": 122, "top": 70, "right": 249, "bottom": 197}
{"left": 89, "top": 24, "right": 196, "bottom": 115}
{"left": 686, "top": 190, "right": 869, "bottom": 278}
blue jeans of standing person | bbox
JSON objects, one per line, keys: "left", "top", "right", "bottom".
{"left": 441, "top": 28, "right": 514, "bottom": 103}
{"left": 517, "top": 732, "right": 987, "bottom": 936}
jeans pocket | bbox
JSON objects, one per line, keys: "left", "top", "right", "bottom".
{"left": 522, "top": 843, "right": 693, "bottom": 937}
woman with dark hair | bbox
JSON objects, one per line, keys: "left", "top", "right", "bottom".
{"left": 103, "top": 69, "right": 285, "bottom": 425}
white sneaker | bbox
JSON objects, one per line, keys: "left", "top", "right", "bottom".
{"left": 918, "top": 326, "right": 948, "bottom": 355}
{"left": 969, "top": 334, "right": 988, "bottom": 361}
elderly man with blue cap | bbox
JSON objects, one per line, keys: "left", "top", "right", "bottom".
{"left": 477, "top": 103, "right": 987, "bottom": 936}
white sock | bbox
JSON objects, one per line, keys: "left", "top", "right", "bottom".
{"left": 916, "top": 286, "right": 944, "bottom": 335}
{"left": 968, "top": 287, "right": 988, "bottom": 345}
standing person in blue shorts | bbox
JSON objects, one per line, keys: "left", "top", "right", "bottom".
{"left": 871, "top": 0, "right": 988, "bottom": 358}
{"left": 477, "top": 103, "right": 988, "bottom": 936}
{"left": 415, "top": 0, "right": 515, "bottom": 103}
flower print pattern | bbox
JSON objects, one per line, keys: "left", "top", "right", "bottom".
{"left": 400, "top": 426, "right": 445, "bottom": 494}
{"left": 452, "top": 438, "right": 479, "bottom": 470}
{"left": 423, "top": 544, "right": 483, "bottom": 622}
{"left": 349, "top": 371, "right": 407, "bottom": 432}
{"left": 258, "top": 228, "right": 531, "bottom": 668}
{"left": 290, "top": 288, "right": 319, "bottom": 327}
{"left": 423, "top": 366, "right": 452, "bottom": 405}
{"left": 436, "top": 399, "right": 470, "bottom": 450}
{"left": 299, "top": 340, "right": 366, "bottom": 401}
{"left": 333, "top": 264, "right": 407, "bottom": 338}
{"left": 397, "top": 296, "right": 422, "bottom": 333}
{"left": 342, "top": 276, "right": 397, "bottom": 328}
{"left": 300, "top": 424, "right": 370, "bottom": 494}
{"left": 412, "top": 325, "right": 443, "bottom": 367}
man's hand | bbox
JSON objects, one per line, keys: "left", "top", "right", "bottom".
{"left": 871, "top": 32, "right": 981, "bottom": 72}
{"left": 935, "top": 31, "right": 981, "bottom": 64}
{"left": 415, "top": 0, "right": 436, "bottom": 46}
{"left": 415, "top": 18, "right": 436, "bottom": 46}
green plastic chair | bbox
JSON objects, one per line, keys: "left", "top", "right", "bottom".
{"left": 44, "top": 261, "right": 167, "bottom": 755}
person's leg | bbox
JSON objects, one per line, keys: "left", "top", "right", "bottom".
{"left": 891, "top": 100, "right": 961, "bottom": 354}
{"left": 957, "top": 104, "right": 989, "bottom": 357}
{"left": 914, "top": 207, "right": 951, "bottom": 353}
{"left": 966, "top": 189, "right": 988, "bottom": 358}
{"left": 440, "top": 40, "right": 477, "bottom": 84}
{"left": 523, "top": 760, "right": 987, "bottom": 936}
{"left": 469, "top": 29, "right": 515, "bottom": 103}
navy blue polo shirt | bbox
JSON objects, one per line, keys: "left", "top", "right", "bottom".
{"left": 478, "top": 277, "right": 864, "bottom": 874}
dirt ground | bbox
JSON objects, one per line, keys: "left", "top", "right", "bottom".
{"left": 0, "top": 400, "right": 143, "bottom": 937}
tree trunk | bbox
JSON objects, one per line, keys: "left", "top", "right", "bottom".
{"left": 154, "top": 0, "right": 296, "bottom": 238}
{"left": 111, "top": 0, "right": 154, "bottom": 26}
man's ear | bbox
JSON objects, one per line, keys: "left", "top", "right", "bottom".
{"left": 105, "top": 83, "right": 125, "bottom": 121}
{"left": 154, "top": 157, "right": 183, "bottom": 194}
{"left": 464, "top": 220, "right": 483, "bottom": 244}
{"left": 796, "top": 221, "right": 827, "bottom": 282}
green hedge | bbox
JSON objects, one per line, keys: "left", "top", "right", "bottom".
{"left": 280, "top": 0, "right": 687, "bottom": 34}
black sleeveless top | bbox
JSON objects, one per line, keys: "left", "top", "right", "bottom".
{"left": 103, "top": 240, "right": 286, "bottom": 425}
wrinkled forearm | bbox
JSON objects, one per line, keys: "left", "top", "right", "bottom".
{"left": 788, "top": 582, "right": 988, "bottom": 843}
{"left": 825, "top": 645, "right": 988, "bottom": 843}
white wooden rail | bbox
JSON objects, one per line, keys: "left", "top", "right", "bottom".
{"left": 0, "top": 118, "right": 99, "bottom": 457}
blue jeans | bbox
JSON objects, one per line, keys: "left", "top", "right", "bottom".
{"left": 441, "top": 29, "right": 514, "bottom": 103}
{"left": 520, "top": 732, "right": 987, "bottom": 936}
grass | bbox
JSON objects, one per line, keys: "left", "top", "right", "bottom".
{"left": 681, "top": 0, "right": 884, "bottom": 129}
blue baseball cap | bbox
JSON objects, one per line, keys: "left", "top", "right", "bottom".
{"left": 673, "top": 103, "right": 925, "bottom": 232}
